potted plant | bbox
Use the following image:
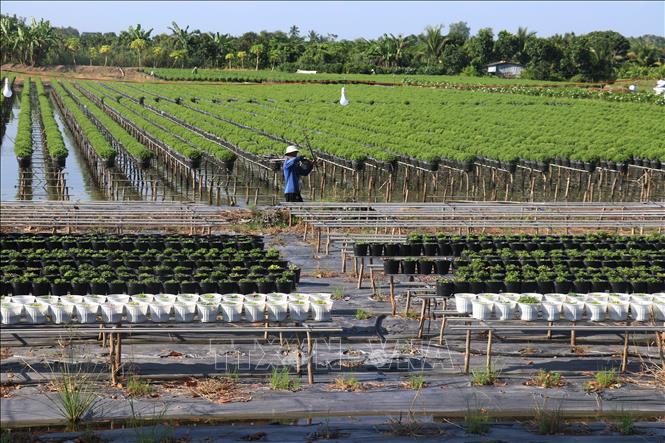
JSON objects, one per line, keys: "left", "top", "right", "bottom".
{"left": 238, "top": 278, "right": 258, "bottom": 295}
{"left": 401, "top": 258, "right": 417, "bottom": 274}
{"left": 49, "top": 301, "right": 75, "bottom": 324}
{"left": 220, "top": 300, "right": 242, "bottom": 322}
{"left": 436, "top": 279, "right": 454, "bottom": 298}
{"left": 11, "top": 276, "right": 32, "bottom": 295}
{"left": 108, "top": 279, "right": 127, "bottom": 294}
{"left": 517, "top": 295, "right": 540, "bottom": 321}
{"left": 383, "top": 259, "right": 400, "bottom": 275}
{"left": 288, "top": 299, "right": 309, "bottom": 322}
{"left": 311, "top": 299, "right": 333, "bottom": 321}
{"left": 0, "top": 300, "right": 23, "bottom": 325}
{"left": 199, "top": 278, "right": 218, "bottom": 294}
{"left": 163, "top": 279, "right": 180, "bottom": 294}
{"left": 180, "top": 280, "right": 199, "bottom": 294}
{"left": 586, "top": 300, "right": 606, "bottom": 322}
{"left": 494, "top": 297, "right": 514, "bottom": 321}
{"left": 244, "top": 300, "right": 265, "bottom": 322}
{"left": 125, "top": 301, "right": 148, "bottom": 323}
{"left": 275, "top": 277, "right": 293, "bottom": 293}
{"left": 75, "top": 303, "right": 100, "bottom": 324}
{"left": 504, "top": 271, "right": 521, "bottom": 293}
{"left": 126, "top": 280, "right": 145, "bottom": 296}
{"left": 353, "top": 242, "right": 368, "bottom": 257}
{"left": 554, "top": 274, "right": 572, "bottom": 294}
{"left": 25, "top": 302, "right": 49, "bottom": 324}
{"left": 471, "top": 299, "right": 492, "bottom": 321}
{"left": 32, "top": 277, "right": 51, "bottom": 296}
{"left": 418, "top": 259, "right": 434, "bottom": 275}
{"left": 70, "top": 277, "right": 90, "bottom": 295}
{"left": 51, "top": 278, "right": 71, "bottom": 296}
{"left": 256, "top": 277, "right": 276, "bottom": 294}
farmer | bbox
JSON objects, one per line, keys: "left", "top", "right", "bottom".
{"left": 283, "top": 145, "right": 315, "bottom": 202}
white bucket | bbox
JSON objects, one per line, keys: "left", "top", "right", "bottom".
{"left": 289, "top": 301, "right": 309, "bottom": 322}
{"left": 288, "top": 294, "right": 310, "bottom": 312}
{"left": 309, "top": 293, "right": 332, "bottom": 302}
{"left": 25, "top": 302, "right": 49, "bottom": 324}
{"left": 154, "top": 294, "right": 177, "bottom": 303}
{"left": 244, "top": 301, "right": 265, "bottom": 322}
{"left": 61, "top": 295, "right": 84, "bottom": 305}
{"left": 196, "top": 302, "right": 219, "bottom": 323}
{"left": 266, "top": 293, "right": 288, "bottom": 303}
{"left": 522, "top": 293, "right": 544, "bottom": 302}
{"left": 131, "top": 293, "right": 154, "bottom": 303}
{"left": 266, "top": 301, "right": 288, "bottom": 322}
{"left": 518, "top": 303, "right": 540, "bottom": 321}
{"left": 478, "top": 293, "right": 498, "bottom": 304}
{"left": 562, "top": 302, "right": 583, "bottom": 321}
{"left": 221, "top": 301, "right": 242, "bottom": 322}
{"left": 11, "top": 295, "right": 36, "bottom": 305}
{"left": 173, "top": 301, "right": 196, "bottom": 322}
{"left": 221, "top": 293, "right": 244, "bottom": 303}
{"left": 107, "top": 294, "right": 130, "bottom": 304}
{"left": 199, "top": 293, "right": 223, "bottom": 304}
{"left": 125, "top": 301, "right": 148, "bottom": 323}
{"left": 84, "top": 295, "right": 106, "bottom": 305}
{"left": 245, "top": 293, "right": 267, "bottom": 303}
{"left": 652, "top": 301, "right": 665, "bottom": 321}
{"left": 177, "top": 294, "right": 199, "bottom": 304}
{"left": 608, "top": 302, "right": 628, "bottom": 321}
{"left": 310, "top": 300, "right": 332, "bottom": 322}
{"left": 586, "top": 302, "right": 606, "bottom": 322}
{"left": 630, "top": 302, "right": 651, "bottom": 322}
{"left": 494, "top": 301, "right": 514, "bottom": 321}
{"left": 76, "top": 303, "right": 99, "bottom": 324}
{"left": 38, "top": 296, "right": 61, "bottom": 304}
{"left": 1, "top": 302, "right": 24, "bottom": 324}
{"left": 149, "top": 302, "right": 173, "bottom": 322}
{"left": 454, "top": 293, "right": 474, "bottom": 314}
{"left": 49, "top": 303, "right": 75, "bottom": 324}
{"left": 541, "top": 302, "right": 561, "bottom": 322}
{"left": 100, "top": 303, "right": 124, "bottom": 323}
{"left": 544, "top": 293, "right": 566, "bottom": 303}
{"left": 471, "top": 300, "right": 492, "bottom": 321}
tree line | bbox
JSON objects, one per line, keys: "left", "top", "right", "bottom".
{"left": 1, "top": 14, "right": 664, "bottom": 81}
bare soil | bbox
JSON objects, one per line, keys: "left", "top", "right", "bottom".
{"left": 1, "top": 63, "right": 153, "bottom": 82}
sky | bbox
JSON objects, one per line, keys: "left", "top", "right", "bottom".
{"left": 2, "top": 1, "right": 664, "bottom": 39}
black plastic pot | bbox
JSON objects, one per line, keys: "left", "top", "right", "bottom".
{"left": 453, "top": 281, "right": 469, "bottom": 293}
{"left": 434, "top": 260, "right": 451, "bottom": 275}
{"left": 32, "top": 281, "right": 51, "bottom": 296}
{"left": 163, "top": 282, "right": 181, "bottom": 294}
{"left": 629, "top": 281, "right": 647, "bottom": 293}
{"left": 485, "top": 280, "right": 505, "bottom": 292}
{"left": 257, "top": 280, "right": 276, "bottom": 293}
{"left": 423, "top": 243, "right": 438, "bottom": 256}
{"left": 180, "top": 281, "right": 200, "bottom": 294}
{"left": 401, "top": 261, "right": 417, "bottom": 274}
{"left": 127, "top": 282, "right": 146, "bottom": 295}
{"left": 398, "top": 243, "right": 413, "bottom": 256}
{"left": 200, "top": 281, "right": 218, "bottom": 293}
{"left": 90, "top": 282, "right": 109, "bottom": 295}
{"left": 369, "top": 243, "right": 384, "bottom": 257}
{"left": 12, "top": 281, "right": 32, "bottom": 295}
{"left": 109, "top": 282, "right": 128, "bottom": 294}
{"left": 592, "top": 280, "right": 610, "bottom": 292}
{"left": 51, "top": 282, "right": 71, "bottom": 296}
{"left": 554, "top": 281, "right": 572, "bottom": 293}
{"left": 353, "top": 243, "right": 368, "bottom": 256}
{"left": 384, "top": 243, "right": 400, "bottom": 257}
{"left": 218, "top": 281, "right": 239, "bottom": 294}
{"left": 144, "top": 281, "right": 163, "bottom": 294}
{"left": 505, "top": 281, "right": 522, "bottom": 293}
{"left": 537, "top": 281, "right": 555, "bottom": 294}
{"left": 469, "top": 281, "right": 486, "bottom": 293}
{"left": 238, "top": 280, "right": 258, "bottom": 294}
{"left": 521, "top": 281, "right": 539, "bottom": 292}
{"left": 437, "top": 241, "right": 452, "bottom": 256}
{"left": 436, "top": 280, "right": 454, "bottom": 297}
{"left": 418, "top": 260, "right": 434, "bottom": 275}
{"left": 71, "top": 282, "right": 90, "bottom": 295}
{"left": 275, "top": 280, "right": 293, "bottom": 293}
{"left": 383, "top": 259, "right": 400, "bottom": 275}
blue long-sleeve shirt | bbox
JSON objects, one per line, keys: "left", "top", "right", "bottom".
{"left": 283, "top": 156, "right": 313, "bottom": 193}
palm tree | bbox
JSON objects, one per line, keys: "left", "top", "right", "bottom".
{"left": 516, "top": 26, "right": 536, "bottom": 62}
{"left": 65, "top": 37, "right": 80, "bottom": 66}
{"left": 168, "top": 21, "right": 200, "bottom": 66}
{"left": 269, "top": 48, "right": 282, "bottom": 70}
{"left": 250, "top": 44, "right": 263, "bottom": 70}
{"left": 225, "top": 52, "right": 235, "bottom": 69}
{"left": 151, "top": 46, "right": 165, "bottom": 68}
{"left": 99, "top": 45, "right": 111, "bottom": 66}
{"left": 126, "top": 23, "right": 153, "bottom": 41}
{"left": 130, "top": 38, "right": 146, "bottom": 67}
{"left": 169, "top": 49, "right": 187, "bottom": 68}
{"left": 389, "top": 33, "right": 414, "bottom": 66}
{"left": 421, "top": 25, "right": 447, "bottom": 65}
{"left": 88, "top": 47, "right": 97, "bottom": 66}
{"left": 208, "top": 32, "right": 232, "bottom": 67}
{"left": 237, "top": 51, "right": 247, "bottom": 69}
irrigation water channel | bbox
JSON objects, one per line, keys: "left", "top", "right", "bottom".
{"left": 2, "top": 82, "right": 663, "bottom": 205}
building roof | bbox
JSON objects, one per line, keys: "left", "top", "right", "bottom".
{"left": 485, "top": 60, "right": 524, "bottom": 67}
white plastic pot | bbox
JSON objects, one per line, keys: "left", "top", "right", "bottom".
{"left": 84, "top": 295, "right": 106, "bottom": 305}
{"left": 471, "top": 300, "right": 493, "bottom": 321}
{"left": 586, "top": 302, "right": 606, "bottom": 322}
{"left": 652, "top": 301, "right": 665, "bottom": 321}
{"left": 125, "top": 301, "right": 148, "bottom": 323}
{"left": 310, "top": 300, "right": 332, "bottom": 322}
{"left": 631, "top": 302, "right": 652, "bottom": 322}
{"left": 288, "top": 294, "right": 310, "bottom": 312}
{"left": 522, "top": 293, "right": 544, "bottom": 302}
{"left": 107, "top": 294, "right": 130, "bottom": 304}
{"left": 49, "top": 303, "right": 75, "bottom": 324}
{"left": 221, "top": 301, "right": 242, "bottom": 322}
{"left": 62, "top": 295, "right": 84, "bottom": 304}
{"left": 245, "top": 293, "right": 267, "bottom": 303}
{"left": 100, "top": 302, "right": 124, "bottom": 323}
{"left": 196, "top": 302, "right": 219, "bottom": 323}
{"left": 244, "top": 301, "right": 265, "bottom": 322}
{"left": 154, "top": 294, "right": 177, "bottom": 303}
{"left": 38, "top": 296, "right": 61, "bottom": 304}
{"left": 25, "top": 302, "right": 49, "bottom": 324}
{"left": 494, "top": 301, "right": 514, "bottom": 321}
{"left": 518, "top": 303, "right": 540, "bottom": 321}
{"left": 199, "top": 293, "right": 223, "bottom": 304}
{"left": 608, "top": 301, "right": 628, "bottom": 321}
{"left": 288, "top": 301, "right": 309, "bottom": 322}
{"left": 1, "top": 302, "right": 24, "bottom": 325}
{"left": 266, "top": 293, "right": 288, "bottom": 303}
{"left": 544, "top": 293, "right": 566, "bottom": 303}
{"left": 149, "top": 302, "right": 173, "bottom": 323}
{"left": 266, "top": 301, "right": 288, "bottom": 322}
{"left": 454, "top": 293, "right": 475, "bottom": 314}
{"left": 562, "top": 302, "right": 583, "bottom": 321}
{"left": 131, "top": 293, "right": 154, "bottom": 303}
{"left": 309, "top": 293, "right": 332, "bottom": 302}
{"left": 76, "top": 303, "right": 100, "bottom": 323}
{"left": 221, "top": 293, "right": 244, "bottom": 303}
{"left": 177, "top": 294, "right": 199, "bottom": 304}
{"left": 173, "top": 301, "right": 196, "bottom": 322}
{"left": 541, "top": 302, "right": 561, "bottom": 322}
{"left": 11, "top": 295, "right": 36, "bottom": 305}
{"left": 478, "top": 293, "right": 498, "bottom": 304}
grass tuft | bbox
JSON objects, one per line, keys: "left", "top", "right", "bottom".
{"left": 355, "top": 309, "right": 371, "bottom": 320}
{"left": 269, "top": 367, "right": 300, "bottom": 391}
{"left": 464, "top": 408, "right": 490, "bottom": 435}
{"left": 126, "top": 376, "right": 152, "bottom": 397}
{"left": 584, "top": 368, "right": 620, "bottom": 392}
{"left": 470, "top": 366, "right": 501, "bottom": 386}
{"left": 527, "top": 369, "right": 564, "bottom": 388}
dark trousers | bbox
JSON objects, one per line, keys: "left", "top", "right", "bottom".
{"left": 284, "top": 192, "right": 303, "bottom": 202}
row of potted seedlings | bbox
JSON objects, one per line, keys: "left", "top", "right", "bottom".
{"left": 355, "top": 233, "right": 665, "bottom": 257}
{"left": 383, "top": 258, "right": 451, "bottom": 275}
{"left": 454, "top": 292, "right": 665, "bottom": 322}
{"left": 0, "top": 292, "right": 334, "bottom": 325}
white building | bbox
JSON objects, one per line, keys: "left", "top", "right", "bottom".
{"left": 486, "top": 61, "right": 525, "bottom": 78}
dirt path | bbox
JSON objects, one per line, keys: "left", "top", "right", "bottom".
{"left": 1, "top": 63, "right": 153, "bottom": 82}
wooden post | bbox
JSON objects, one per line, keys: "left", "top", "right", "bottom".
{"left": 621, "top": 331, "right": 629, "bottom": 373}
{"left": 417, "top": 298, "right": 427, "bottom": 339}
{"left": 570, "top": 322, "right": 577, "bottom": 347}
{"left": 306, "top": 331, "right": 314, "bottom": 385}
{"left": 464, "top": 325, "right": 471, "bottom": 374}
{"left": 486, "top": 329, "right": 493, "bottom": 371}
{"left": 389, "top": 275, "right": 396, "bottom": 315}
{"left": 108, "top": 330, "right": 116, "bottom": 385}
